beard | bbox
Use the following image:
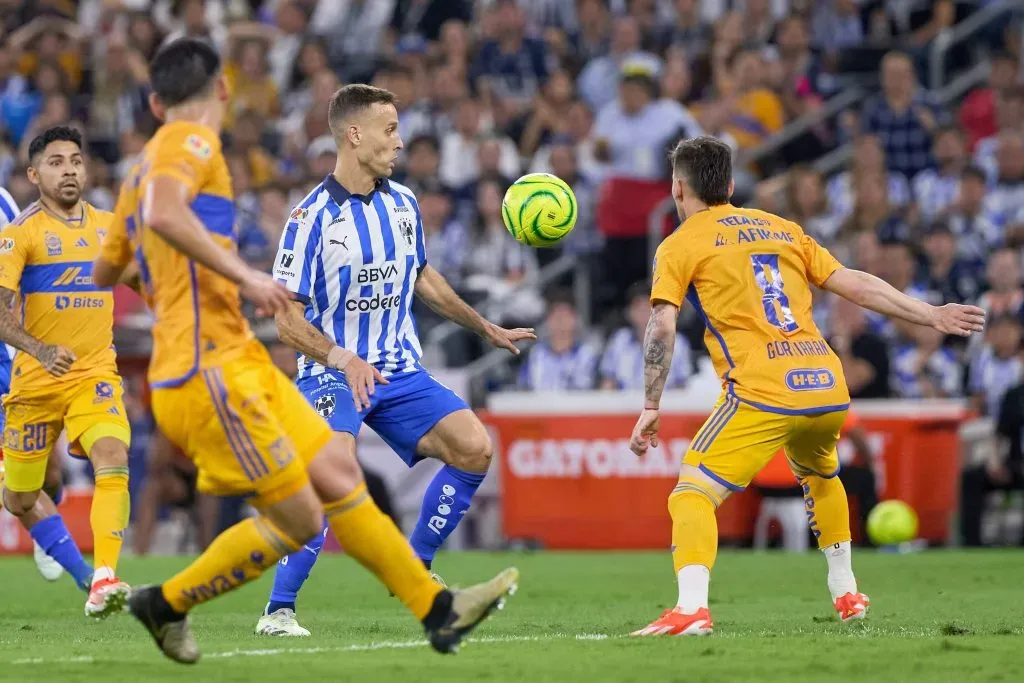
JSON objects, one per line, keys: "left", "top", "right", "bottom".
{"left": 49, "top": 183, "right": 82, "bottom": 209}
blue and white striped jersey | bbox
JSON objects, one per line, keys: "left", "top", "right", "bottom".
{"left": 0, "top": 187, "right": 20, "bottom": 414}
{"left": 273, "top": 175, "right": 427, "bottom": 380}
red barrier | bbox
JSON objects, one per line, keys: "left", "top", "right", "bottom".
{"left": 0, "top": 491, "right": 94, "bottom": 554}
{"left": 485, "top": 400, "right": 965, "bottom": 549}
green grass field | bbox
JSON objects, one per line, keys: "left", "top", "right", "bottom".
{"left": 1, "top": 550, "right": 1023, "bottom": 682}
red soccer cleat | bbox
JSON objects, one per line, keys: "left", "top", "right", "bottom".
{"left": 833, "top": 592, "right": 870, "bottom": 622}
{"left": 630, "top": 606, "right": 714, "bottom": 636}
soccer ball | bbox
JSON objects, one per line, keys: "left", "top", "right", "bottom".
{"left": 501, "top": 173, "right": 578, "bottom": 247}
{"left": 866, "top": 499, "right": 919, "bottom": 546}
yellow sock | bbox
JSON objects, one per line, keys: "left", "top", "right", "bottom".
{"left": 162, "top": 517, "right": 300, "bottom": 613}
{"left": 325, "top": 483, "right": 442, "bottom": 620}
{"left": 799, "top": 474, "right": 852, "bottom": 549}
{"left": 91, "top": 466, "right": 130, "bottom": 577}
{"left": 668, "top": 479, "right": 722, "bottom": 574}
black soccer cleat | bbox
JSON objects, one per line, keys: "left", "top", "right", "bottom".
{"left": 128, "top": 585, "right": 201, "bottom": 664}
{"left": 426, "top": 567, "right": 519, "bottom": 654}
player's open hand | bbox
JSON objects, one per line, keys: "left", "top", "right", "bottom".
{"left": 343, "top": 357, "right": 389, "bottom": 412}
{"left": 630, "top": 409, "right": 661, "bottom": 457}
{"left": 38, "top": 344, "right": 76, "bottom": 377}
{"left": 931, "top": 303, "right": 986, "bottom": 337}
{"left": 241, "top": 271, "right": 291, "bottom": 316}
{"left": 483, "top": 322, "right": 537, "bottom": 355}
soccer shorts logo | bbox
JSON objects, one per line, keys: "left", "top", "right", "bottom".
{"left": 314, "top": 394, "right": 336, "bottom": 418}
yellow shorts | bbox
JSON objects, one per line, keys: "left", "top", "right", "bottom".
{"left": 683, "top": 394, "right": 846, "bottom": 491}
{"left": 152, "top": 356, "right": 332, "bottom": 507}
{"left": 2, "top": 374, "right": 131, "bottom": 493}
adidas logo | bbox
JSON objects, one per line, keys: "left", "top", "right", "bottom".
{"left": 107, "top": 406, "right": 119, "bottom": 416}
{"left": 74, "top": 237, "right": 89, "bottom": 248}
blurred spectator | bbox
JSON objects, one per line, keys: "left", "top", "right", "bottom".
{"left": 959, "top": 51, "right": 1019, "bottom": 151}
{"left": 439, "top": 98, "right": 519, "bottom": 188}
{"left": 869, "top": 241, "right": 939, "bottom": 341}
{"left": 828, "top": 295, "right": 891, "bottom": 399}
{"left": 126, "top": 13, "right": 166, "bottom": 62}
{"left": 811, "top": 0, "right": 865, "bottom": 52}
{"left": 389, "top": 0, "right": 473, "bottom": 43}
{"left": 517, "top": 291, "right": 599, "bottom": 390}
{"left": 224, "top": 36, "right": 280, "bottom": 128}
{"left": 659, "top": 48, "right": 694, "bottom": 105}
{"left": 945, "top": 165, "right": 1003, "bottom": 266}
{"left": 968, "top": 314, "right": 1024, "bottom": 418}
{"left": 313, "top": 0, "right": 394, "bottom": 84}
{"left": 742, "top": 0, "right": 777, "bottom": 47}
{"left": 912, "top": 126, "right": 967, "bottom": 224}
{"left": 229, "top": 110, "right": 278, "bottom": 189}
{"left": 984, "top": 130, "right": 1024, "bottom": 247}
{"left": 0, "top": 41, "right": 35, "bottom": 147}
{"left": 394, "top": 134, "right": 443, "bottom": 197}
{"left": 86, "top": 34, "right": 151, "bottom": 166}
{"left": 827, "top": 134, "right": 910, "bottom": 223}
{"left": 972, "top": 87, "right": 1024, "bottom": 185}
{"left": 599, "top": 282, "right": 691, "bottom": 390}
{"left": 257, "top": 183, "right": 290, "bottom": 249}
{"left": 374, "top": 63, "right": 434, "bottom": 142}
{"left": 547, "top": 140, "right": 601, "bottom": 256}
{"left": 418, "top": 179, "right": 468, "bottom": 290}
{"left": 720, "top": 45, "right": 785, "bottom": 152}
{"left": 657, "top": 0, "right": 712, "bottom": 63}
{"left": 578, "top": 15, "right": 661, "bottom": 112}
{"left": 920, "top": 221, "right": 983, "bottom": 306}
{"left": 835, "top": 171, "right": 910, "bottom": 260}
{"left": 890, "top": 321, "right": 962, "bottom": 399}
{"left": 961, "top": 369, "right": 1024, "bottom": 547}
{"left": 473, "top": 0, "right": 551, "bottom": 113}
{"left": 786, "top": 165, "right": 841, "bottom": 247}
{"left": 862, "top": 51, "right": 948, "bottom": 180}
{"left": 518, "top": 68, "right": 576, "bottom": 159}
{"left": 281, "top": 68, "right": 339, "bottom": 157}
{"left": 163, "top": 0, "right": 227, "bottom": 51}
{"left": 976, "top": 248, "right": 1024, "bottom": 322}
{"left": 529, "top": 100, "right": 601, "bottom": 179}
{"left": 567, "top": 0, "right": 613, "bottom": 69}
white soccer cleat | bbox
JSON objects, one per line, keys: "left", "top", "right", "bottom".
{"left": 33, "top": 541, "right": 64, "bottom": 581}
{"left": 255, "top": 608, "right": 311, "bottom": 637}
{"left": 85, "top": 577, "right": 131, "bottom": 619}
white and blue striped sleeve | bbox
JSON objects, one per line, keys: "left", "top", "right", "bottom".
{"left": 273, "top": 200, "right": 323, "bottom": 305}
{"left": 0, "top": 188, "right": 19, "bottom": 228}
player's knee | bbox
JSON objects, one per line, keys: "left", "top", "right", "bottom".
{"left": 2, "top": 488, "right": 39, "bottom": 517}
{"left": 668, "top": 476, "right": 725, "bottom": 511}
{"left": 308, "top": 433, "right": 365, "bottom": 501}
{"left": 444, "top": 427, "right": 493, "bottom": 473}
{"left": 289, "top": 503, "right": 325, "bottom": 545}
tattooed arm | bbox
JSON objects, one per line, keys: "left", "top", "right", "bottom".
{"left": 643, "top": 302, "right": 680, "bottom": 409}
{"left": 0, "top": 287, "right": 76, "bottom": 376}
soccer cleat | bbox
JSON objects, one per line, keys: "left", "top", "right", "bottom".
{"left": 255, "top": 608, "right": 311, "bottom": 637}
{"left": 427, "top": 567, "right": 518, "bottom": 654}
{"left": 834, "top": 592, "right": 870, "bottom": 622}
{"left": 129, "top": 585, "right": 200, "bottom": 664}
{"left": 85, "top": 577, "right": 131, "bottom": 619}
{"left": 33, "top": 541, "right": 64, "bottom": 581}
{"left": 630, "top": 607, "right": 714, "bottom": 636}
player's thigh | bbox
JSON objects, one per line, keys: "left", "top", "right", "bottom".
{"left": 64, "top": 375, "right": 131, "bottom": 463}
{"left": 784, "top": 409, "right": 847, "bottom": 479}
{"left": 682, "top": 395, "right": 792, "bottom": 491}
{"left": 0, "top": 395, "right": 62, "bottom": 493}
{"left": 294, "top": 371, "right": 365, "bottom": 455}
{"left": 368, "top": 371, "right": 471, "bottom": 468}
{"left": 153, "top": 362, "right": 322, "bottom": 508}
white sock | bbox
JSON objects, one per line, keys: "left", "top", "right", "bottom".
{"left": 91, "top": 565, "right": 115, "bottom": 587}
{"left": 676, "top": 565, "right": 710, "bottom": 613}
{"left": 822, "top": 541, "right": 857, "bottom": 601}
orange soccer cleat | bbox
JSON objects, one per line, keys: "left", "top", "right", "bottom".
{"left": 630, "top": 606, "right": 714, "bottom": 637}
{"left": 833, "top": 592, "right": 870, "bottom": 622}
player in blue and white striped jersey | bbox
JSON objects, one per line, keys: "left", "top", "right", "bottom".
{"left": 0, "top": 187, "right": 18, "bottom": 228}
{"left": 255, "top": 84, "right": 536, "bottom": 637}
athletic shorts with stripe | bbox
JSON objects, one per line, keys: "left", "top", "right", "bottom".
{"left": 152, "top": 352, "right": 332, "bottom": 507}
{"left": 683, "top": 394, "right": 847, "bottom": 491}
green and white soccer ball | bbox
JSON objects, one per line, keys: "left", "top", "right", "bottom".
{"left": 501, "top": 173, "right": 578, "bottom": 247}
{"left": 866, "top": 499, "right": 919, "bottom": 546}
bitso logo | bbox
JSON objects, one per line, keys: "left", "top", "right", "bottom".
{"left": 55, "top": 296, "right": 71, "bottom": 310}
{"left": 314, "top": 394, "right": 336, "bottom": 418}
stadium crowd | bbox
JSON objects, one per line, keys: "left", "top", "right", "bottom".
{"left": 3, "top": 0, "right": 1024, "bottom": 545}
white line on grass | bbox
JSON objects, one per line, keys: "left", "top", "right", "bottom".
{"left": 8, "top": 633, "right": 612, "bottom": 666}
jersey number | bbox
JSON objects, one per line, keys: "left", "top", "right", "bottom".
{"left": 751, "top": 254, "right": 798, "bottom": 333}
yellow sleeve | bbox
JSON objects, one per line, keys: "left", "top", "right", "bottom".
{"left": 800, "top": 231, "right": 844, "bottom": 287}
{"left": 102, "top": 193, "right": 134, "bottom": 267}
{"left": 0, "top": 222, "right": 30, "bottom": 292}
{"left": 146, "top": 126, "right": 221, "bottom": 200}
{"left": 650, "top": 236, "right": 695, "bottom": 307}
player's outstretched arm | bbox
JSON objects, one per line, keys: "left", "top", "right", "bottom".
{"left": 144, "top": 176, "right": 290, "bottom": 313}
{"left": 413, "top": 264, "right": 536, "bottom": 355}
{"left": 0, "top": 287, "right": 75, "bottom": 376}
{"left": 630, "top": 301, "right": 679, "bottom": 457}
{"left": 822, "top": 268, "right": 986, "bottom": 336}
{"left": 275, "top": 300, "right": 387, "bottom": 410}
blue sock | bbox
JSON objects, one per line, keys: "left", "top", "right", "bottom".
{"left": 266, "top": 522, "right": 327, "bottom": 613}
{"left": 29, "top": 515, "right": 92, "bottom": 592}
{"left": 51, "top": 488, "right": 63, "bottom": 506}
{"left": 410, "top": 466, "right": 486, "bottom": 567}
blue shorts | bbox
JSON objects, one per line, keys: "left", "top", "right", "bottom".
{"left": 297, "top": 369, "right": 468, "bottom": 467}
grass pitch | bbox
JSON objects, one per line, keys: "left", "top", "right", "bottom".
{"left": 1, "top": 550, "right": 1023, "bottom": 682}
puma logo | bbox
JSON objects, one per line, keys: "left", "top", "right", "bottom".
{"left": 329, "top": 237, "right": 349, "bottom": 250}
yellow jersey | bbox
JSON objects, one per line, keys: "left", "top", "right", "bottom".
{"left": 652, "top": 203, "right": 849, "bottom": 414}
{"left": 102, "top": 120, "right": 257, "bottom": 389}
{"left": 0, "top": 202, "right": 116, "bottom": 393}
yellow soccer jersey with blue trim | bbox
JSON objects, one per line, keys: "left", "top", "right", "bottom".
{"left": 0, "top": 202, "right": 116, "bottom": 393}
{"left": 652, "top": 203, "right": 850, "bottom": 414}
{"left": 103, "top": 120, "right": 257, "bottom": 388}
